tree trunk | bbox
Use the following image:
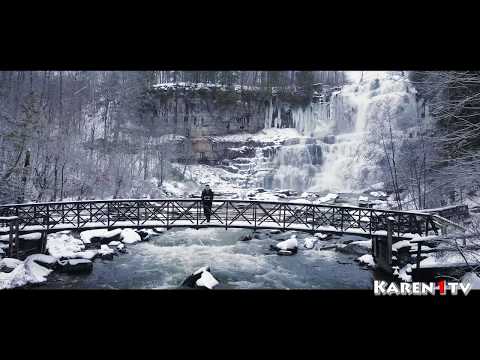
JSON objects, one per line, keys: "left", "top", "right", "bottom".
{"left": 17, "top": 150, "right": 31, "bottom": 203}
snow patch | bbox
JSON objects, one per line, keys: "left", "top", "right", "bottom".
{"left": 357, "top": 254, "right": 375, "bottom": 267}
{"left": 98, "top": 245, "right": 114, "bottom": 256}
{"left": 80, "top": 229, "right": 122, "bottom": 244}
{"left": 195, "top": 270, "right": 219, "bottom": 289}
{"left": 276, "top": 236, "right": 298, "bottom": 250}
{"left": 121, "top": 229, "right": 141, "bottom": 244}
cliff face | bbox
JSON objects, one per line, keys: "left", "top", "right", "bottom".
{"left": 140, "top": 85, "right": 270, "bottom": 138}
{"left": 124, "top": 83, "right": 315, "bottom": 164}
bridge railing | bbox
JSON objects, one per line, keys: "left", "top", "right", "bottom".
{"left": 0, "top": 216, "right": 20, "bottom": 257}
{"left": 0, "top": 199, "right": 438, "bottom": 237}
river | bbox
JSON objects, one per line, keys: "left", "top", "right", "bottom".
{"left": 37, "top": 228, "right": 377, "bottom": 289}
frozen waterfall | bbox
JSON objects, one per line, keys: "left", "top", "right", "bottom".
{"left": 264, "top": 71, "right": 428, "bottom": 193}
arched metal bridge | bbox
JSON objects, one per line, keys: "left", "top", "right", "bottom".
{"left": 0, "top": 198, "right": 439, "bottom": 239}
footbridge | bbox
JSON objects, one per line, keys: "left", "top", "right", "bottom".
{"left": 0, "top": 198, "right": 440, "bottom": 238}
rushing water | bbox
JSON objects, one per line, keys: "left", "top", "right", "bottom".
{"left": 38, "top": 228, "right": 375, "bottom": 289}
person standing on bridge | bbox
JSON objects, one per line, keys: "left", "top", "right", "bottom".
{"left": 201, "top": 184, "right": 214, "bottom": 223}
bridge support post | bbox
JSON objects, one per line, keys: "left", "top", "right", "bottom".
{"left": 14, "top": 220, "right": 20, "bottom": 258}
{"left": 372, "top": 218, "right": 394, "bottom": 274}
{"left": 416, "top": 243, "right": 422, "bottom": 270}
{"left": 386, "top": 218, "right": 393, "bottom": 269}
{"left": 8, "top": 218, "right": 16, "bottom": 257}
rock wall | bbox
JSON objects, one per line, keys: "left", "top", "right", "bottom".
{"left": 132, "top": 84, "right": 316, "bottom": 164}
{"left": 143, "top": 85, "right": 270, "bottom": 138}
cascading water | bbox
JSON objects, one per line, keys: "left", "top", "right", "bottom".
{"left": 271, "top": 140, "right": 323, "bottom": 191}
{"left": 264, "top": 71, "right": 427, "bottom": 193}
{"left": 265, "top": 99, "right": 332, "bottom": 191}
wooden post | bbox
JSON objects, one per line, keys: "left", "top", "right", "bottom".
{"left": 387, "top": 218, "right": 393, "bottom": 269}
{"left": 137, "top": 201, "right": 140, "bottom": 226}
{"left": 340, "top": 208, "right": 344, "bottom": 232}
{"left": 77, "top": 203, "right": 80, "bottom": 229}
{"left": 43, "top": 214, "right": 49, "bottom": 253}
{"left": 196, "top": 200, "right": 199, "bottom": 229}
{"left": 416, "top": 242, "right": 422, "bottom": 269}
{"left": 225, "top": 201, "right": 228, "bottom": 230}
{"left": 253, "top": 203, "right": 257, "bottom": 230}
{"left": 166, "top": 201, "right": 170, "bottom": 229}
{"left": 14, "top": 220, "right": 20, "bottom": 258}
{"left": 8, "top": 219, "right": 14, "bottom": 257}
{"left": 311, "top": 205, "right": 315, "bottom": 234}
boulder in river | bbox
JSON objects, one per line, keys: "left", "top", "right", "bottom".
{"left": 239, "top": 234, "right": 253, "bottom": 242}
{"left": 121, "top": 229, "right": 141, "bottom": 244}
{"left": 80, "top": 229, "right": 123, "bottom": 245}
{"left": 98, "top": 245, "right": 115, "bottom": 260}
{"left": 336, "top": 240, "right": 371, "bottom": 256}
{"left": 57, "top": 259, "right": 93, "bottom": 274}
{"left": 136, "top": 230, "right": 152, "bottom": 241}
{"left": 277, "top": 249, "right": 296, "bottom": 256}
{"left": 181, "top": 266, "right": 219, "bottom": 289}
{"left": 28, "top": 254, "right": 58, "bottom": 269}
{"left": 270, "top": 236, "right": 298, "bottom": 255}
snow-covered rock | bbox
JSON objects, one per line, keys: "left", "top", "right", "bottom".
{"left": 0, "top": 257, "right": 23, "bottom": 271}
{"left": 181, "top": 266, "right": 219, "bottom": 289}
{"left": 57, "top": 259, "right": 93, "bottom": 274}
{"left": 0, "top": 255, "right": 53, "bottom": 289}
{"left": 108, "top": 241, "right": 122, "bottom": 247}
{"left": 98, "top": 245, "right": 115, "bottom": 260}
{"left": 303, "top": 237, "right": 318, "bottom": 249}
{"left": 117, "top": 243, "right": 126, "bottom": 253}
{"left": 398, "top": 264, "right": 412, "bottom": 282}
{"left": 336, "top": 240, "right": 371, "bottom": 256}
{"left": 27, "top": 254, "right": 57, "bottom": 269}
{"left": 275, "top": 236, "right": 298, "bottom": 251}
{"left": 270, "top": 235, "right": 298, "bottom": 255}
{"left": 356, "top": 254, "right": 375, "bottom": 267}
{"left": 74, "top": 250, "right": 98, "bottom": 260}
{"left": 80, "top": 229, "right": 123, "bottom": 244}
{"left": 46, "top": 233, "right": 85, "bottom": 259}
{"left": 196, "top": 270, "right": 219, "bottom": 289}
{"left": 315, "top": 193, "right": 338, "bottom": 204}
{"left": 121, "top": 229, "right": 141, "bottom": 244}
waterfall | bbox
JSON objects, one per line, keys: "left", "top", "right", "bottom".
{"left": 264, "top": 72, "right": 424, "bottom": 193}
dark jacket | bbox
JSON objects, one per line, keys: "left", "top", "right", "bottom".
{"left": 201, "top": 189, "right": 214, "bottom": 205}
